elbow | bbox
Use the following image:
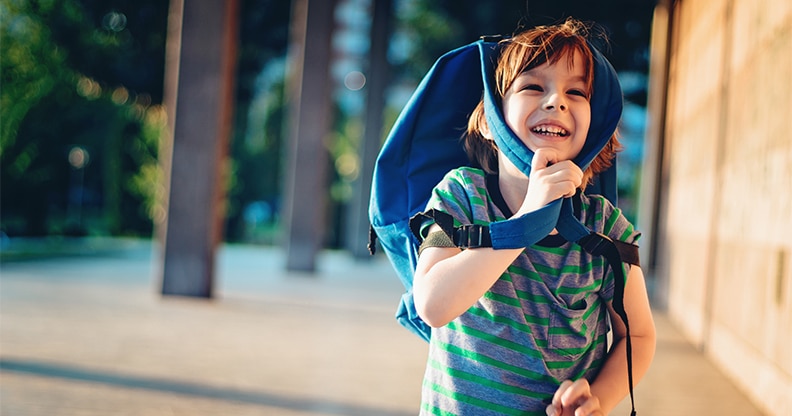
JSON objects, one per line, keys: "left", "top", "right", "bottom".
{"left": 420, "top": 313, "right": 451, "bottom": 329}
{"left": 415, "top": 297, "right": 453, "bottom": 328}
{"left": 645, "top": 321, "right": 658, "bottom": 360}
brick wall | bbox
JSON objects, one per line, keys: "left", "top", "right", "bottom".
{"left": 653, "top": 0, "right": 792, "bottom": 414}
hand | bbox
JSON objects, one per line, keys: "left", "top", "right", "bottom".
{"left": 519, "top": 148, "right": 583, "bottom": 214}
{"left": 545, "top": 379, "right": 604, "bottom": 416}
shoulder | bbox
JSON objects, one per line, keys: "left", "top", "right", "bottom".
{"left": 434, "top": 167, "right": 488, "bottom": 194}
{"left": 580, "top": 193, "right": 611, "bottom": 212}
{"left": 425, "top": 167, "right": 489, "bottom": 223}
{"left": 580, "top": 193, "right": 641, "bottom": 244}
{"left": 441, "top": 166, "right": 486, "bottom": 184}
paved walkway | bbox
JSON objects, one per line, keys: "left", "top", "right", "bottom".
{"left": 0, "top": 239, "right": 765, "bottom": 415}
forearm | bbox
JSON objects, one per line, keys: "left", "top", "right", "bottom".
{"left": 590, "top": 332, "right": 656, "bottom": 413}
{"left": 413, "top": 246, "right": 523, "bottom": 327}
{"left": 591, "top": 265, "right": 656, "bottom": 413}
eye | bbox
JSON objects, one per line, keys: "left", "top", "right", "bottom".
{"left": 521, "top": 84, "right": 543, "bottom": 92}
{"left": 567, "top": 89, "right": 589, "bottom": 98}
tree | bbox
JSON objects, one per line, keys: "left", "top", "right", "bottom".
{"left": 1, "top": 0, "right": 169, "bottom": 236}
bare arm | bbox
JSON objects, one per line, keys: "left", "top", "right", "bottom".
{"left": 413, "top": 235, "right": 523, "bottom": 327}
{"left": 549, "top": 265, "right": 656, "bottom": 415}
{"left": 591, "top": 264, "right": 656, "bottom": 413}
{"left": 414, "top": 148, "right": 583, "bottom": 328}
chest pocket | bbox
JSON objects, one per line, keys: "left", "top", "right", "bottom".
{"left": 548, "top": 296, "right": 603, "bottom": 359}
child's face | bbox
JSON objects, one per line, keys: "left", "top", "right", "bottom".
{"left": 501, "top": 50, "right": 591, "bottom": 162}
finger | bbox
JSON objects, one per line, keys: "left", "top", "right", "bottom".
{"left": 572, "top": 396, "right": 601, "bottom": 416}
{"left": 537, "top": 161, "right": 583, "bottom": 186}
{"left": 531, "top": 148, "right": 560, "bottom": 172}
{"left": 552, "top": 380, "right": 574, "bottom": 408}
{"left": 539, "top": 169, "right": 582, "bottom": 198}
{"left": 560, "top": 379, "right": 592, "bottom": 409}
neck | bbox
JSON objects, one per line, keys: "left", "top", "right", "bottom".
{"left": 496, "top": 157, "right": 529, "bottom": 216}
{"left": 495, "top": 157, "right": 561, "bottom": 235}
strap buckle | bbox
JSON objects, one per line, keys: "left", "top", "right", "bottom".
{"left": 578, "top": 232, "right": 614, "bottom": 256}
{"left": 454, "top": 224, "right": 490, "bottom": 249}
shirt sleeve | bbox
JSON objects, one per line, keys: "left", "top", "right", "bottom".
{"left": 593, "top": 195, "right": 641, "bottom": 302}
{"left": 418, "top": 230, "right": 456, "bottom": 254}
{"left": 409, "top": 168, "right": 489, "bottom": 257}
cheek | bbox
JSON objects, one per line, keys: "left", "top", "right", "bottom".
{"left": 576, "top": 107, "right": 592, "bottom": 136}
{"left": 503, "top": 99, "right": 532, "bottom": 134}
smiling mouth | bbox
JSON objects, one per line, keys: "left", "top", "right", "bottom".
{"left": 531, "top": 125, "right": 570, "bottom": 137}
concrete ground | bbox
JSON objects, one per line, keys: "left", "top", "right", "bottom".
{"left": 0, "top": 239, "right": 765, "bottom": 415}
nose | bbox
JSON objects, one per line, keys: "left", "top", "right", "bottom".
{"left": 544, "top": 93, "right": 567, "bottom": 111}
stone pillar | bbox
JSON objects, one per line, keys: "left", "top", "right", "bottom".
{"left": 282, "top": 0, "right": 336, "bottom": 272}
{"left": 159, "top": 0, "right": 239, "bottom": 297}
{"left": 346, "top": 0, "right": 393, "bottom": 258}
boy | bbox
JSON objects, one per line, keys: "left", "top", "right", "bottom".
{"left": 412, "top": 19, "right": 656, "bottom": 416}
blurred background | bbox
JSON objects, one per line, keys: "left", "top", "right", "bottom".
{"left": 0, "top": 0, "right": 651, "bottom": 247}
{"left": 2, "top": 0, "right": 790, "bottom": 415}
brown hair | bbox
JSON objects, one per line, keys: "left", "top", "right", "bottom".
{"left": 463, "top": 18, "right": 621, "bottom": 189}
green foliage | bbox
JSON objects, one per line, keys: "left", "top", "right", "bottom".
{"left": 0, "top": 0, "right": 652, "bottom": 244}
{"left": 126, "top": 105, "right": 167, "bottom": 227}
{"left": 224, "top": 0, "right": 292, "bottom": 242}
{"left": 394, "top": 0, "right": 529, "bottom": 81}
{"left": 0, "top": 0, "right": 168, "bottom": 237}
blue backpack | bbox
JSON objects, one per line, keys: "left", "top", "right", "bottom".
{"left": 368, "top": 35, "right": 639, "bottom": 413}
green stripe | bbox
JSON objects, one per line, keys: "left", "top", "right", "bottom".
{"left": 535, "top": 259, "right": 594, "bottom": 276}
{"left": 473, "top": 217, "right": 490, "bottom": 226}
{"left": 457, "top": 174, "right": 489, "bottom": 206}
{"left": 434, "top": 189, "right": 471, "bottom": 220}
{"left": 459, "top": 172, "right": 478, "bottom": 186}
{"left": 554, "top": 279, "right": 599, "bottom": 295}
{"left": 484, "top": 274, "right": 553, "bottom": 309}
{"left": 586, "top": 195, "right": 603, "bottom": 223}
{"left": 421, "top": 401, "right": 456, "bottom": 416}
{"left": 576, "top": 354, "right": 606, "bottom": 379}
{"left": 548, "top": 326, "right": 588, "bottom": 338}
{"left": 435, "top": 340, "right": 556, "bottom": 383}
{"left": 580, "top": 197, "right": 591, "bottom": 212}
{"left": 467, "top": 305, "right": 540, "bottom": 334}
{"left": 475, "top": 294, "right": 550, "bottom": 326}
{"left": 447, "top": 321, "right": 544, "bottom": 358}
{"left": 470, "top": 195, "right": 486, "bottom": 208}
{"left": 548, "top": 353, "right": 606, "bottom": 381}
{"left": 428, "top": 358, "right": 547, "bottom": 400}
{"left": 426, "top": 381, "right": 529, "bottom": 416}
{"left": 513, "top": 289, "right": 553, "bottom": 308}
{"left": 545, "top": 336, "right": 605, "bottom": 368}
{"left": 531, "top": 244, "right": 568, "bottom": 256}
{"left": 619, "top": 223, "right": 635, "bottom": 242}
{"left": 483, "top": 291, "right": 520, "bottom": 308}
{"left": 603, "top": 206, "right": 621, "bottom": 235}
{"left": 506, "top": 264, "right": 544, "bottom": 283}
{"left": 581, "top": 298, "right": 602, "bottom": 320}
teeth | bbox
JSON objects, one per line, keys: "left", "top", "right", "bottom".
{"left": 532, "top": 125, "right": 568, "bottom": 136}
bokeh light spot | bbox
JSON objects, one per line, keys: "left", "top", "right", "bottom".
{"left": 343, "top": 71, "right": 366, "bottom": 91}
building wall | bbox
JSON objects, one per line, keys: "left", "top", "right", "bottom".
{"left": 655, "top": 0, "right": 792, "bottom": 414}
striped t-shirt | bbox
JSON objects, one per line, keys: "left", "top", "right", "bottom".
{"left": 418, "top": 167, "right": 640, "bottom": 416}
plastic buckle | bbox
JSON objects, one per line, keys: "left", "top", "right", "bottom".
{"left": 455, "top": 225, "right": 484, "bottom": 249}
{"left": 578, "top": 232, "right": 613, "bottom": 256}
{"left": 479, "top": 34, "right": 503, "bottom": 43}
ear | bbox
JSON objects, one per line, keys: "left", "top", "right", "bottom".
{"left": 480, "top": 116, "right": 494, "bottom": 141}
{"left": 482, "top": 128, "right": 493, "bottom": 141}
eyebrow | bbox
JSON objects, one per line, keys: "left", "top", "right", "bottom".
{"left": 569, "top": 75, "right": 588, "bottom": 84}
{"left": 517, "top": 71, "right": 588, "bottom": 85}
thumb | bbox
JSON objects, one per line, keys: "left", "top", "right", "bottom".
{"left": 530, "top": 148, "right": 559, "bottom": 174}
